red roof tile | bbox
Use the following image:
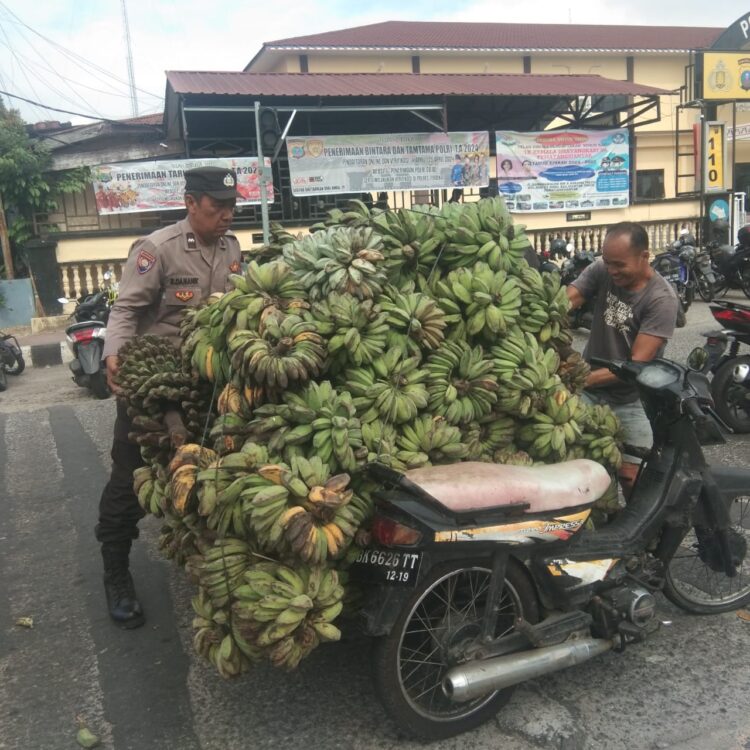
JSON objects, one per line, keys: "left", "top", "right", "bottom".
{"left": 262, "top": 20, "right": 721, "bottom": 52}
{"left": 166, "top": 71, "right": 667, "bottom": 98}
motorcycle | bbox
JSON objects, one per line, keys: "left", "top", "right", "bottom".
{"left": 688, "top": 297, "right": 750, "bottom": 433}
{"left": 649, "top": 233, "right": 712, "bottom": 326}
{"left": 538, "top": 238, "right": 570, "bottom": 274}
{"left": 59, "top": 270, "right": 118, "bottom": 400}
{"left": 0, "top": 331, "right": 25, "bottom": 392}
{"left": 707, "top": 232, "right": 750, "bottom": 299}
{"left": 560, "top": 247, "right": 597, "bottom": 330}
{"left": 352, "top": 356, "right": 749, "bottom": 740}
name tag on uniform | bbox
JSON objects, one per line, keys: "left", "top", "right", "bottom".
{"left": 168, "top": 276, "right": 199, "bottom": 286}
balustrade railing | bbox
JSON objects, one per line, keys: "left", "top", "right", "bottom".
{"left": 58, "top": 214, "right": 699, "bottom": 300}
{"left": 60, "top": 261, "right": 124, "bottom": 300}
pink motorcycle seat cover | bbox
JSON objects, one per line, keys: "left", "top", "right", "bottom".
{"left": 405, "top": 459, "right": 611, "bottom": 514}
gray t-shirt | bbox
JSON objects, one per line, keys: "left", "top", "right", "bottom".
{"left": 572, "top": 259, "right": 678, "bottom": 404}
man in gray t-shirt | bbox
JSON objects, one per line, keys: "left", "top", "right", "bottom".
{"left": 567, "top": 221, "right": 678, "bottom": 496}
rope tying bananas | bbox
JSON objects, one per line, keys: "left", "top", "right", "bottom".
{"left": 116, "top": 195, "right": 625, "bottom": 679}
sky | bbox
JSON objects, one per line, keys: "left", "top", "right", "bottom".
{"left": 1, "top": 0, "right": 750, "bottom": 124}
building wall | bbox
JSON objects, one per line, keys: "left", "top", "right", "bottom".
{"left": 306, "top": 54, "right": 412, "bottom": 73}
{"left": 419, "top": 54, "right": 523, "bottom": 74}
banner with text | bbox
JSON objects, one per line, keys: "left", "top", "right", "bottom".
{"left": 286, "top": 132, "right": 490, "bottom": 195}
{"left": 91, "top": 157, "right": 273, "bottom": 214}
{"left": 495, "top": 129, "right": 629, "bottom": 213}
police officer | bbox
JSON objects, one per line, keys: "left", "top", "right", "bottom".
{"left": 98, "top": 166, "right": 243, "bottom": 628}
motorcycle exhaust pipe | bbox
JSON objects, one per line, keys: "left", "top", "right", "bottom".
{"left": 443, "top": 637, "right": 613, "bottom": 703}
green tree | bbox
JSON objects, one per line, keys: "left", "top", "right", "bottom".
{"left": 0, "top": 101, "right": 89, "bottom": 277}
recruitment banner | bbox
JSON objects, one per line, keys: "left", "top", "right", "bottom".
{"left": 495, "top": 129, "right": 629, "bottom": 213}
{"left": 91, "top": 157, "right": 274, "bottom": 214}
{"left": 286, "top": 132, "right": 490, "bottom": 196}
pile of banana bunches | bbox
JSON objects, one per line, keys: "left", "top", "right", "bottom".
{"left": 116, "top": 196, "right": 624, "bottom": 679}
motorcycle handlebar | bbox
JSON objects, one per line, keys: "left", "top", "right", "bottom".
{"left": 683, "top": 397, "right": 708, "bottom": 423}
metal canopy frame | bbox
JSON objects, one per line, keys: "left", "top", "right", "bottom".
{"left": 178, "top": 90, "right": 664, "bottom": 240}
{"left": 547, "top": 94, "right": 661, "bottom": 129}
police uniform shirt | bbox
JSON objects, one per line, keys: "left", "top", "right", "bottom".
{"left": 103, "top": 218, "right": 242, "bottom": 358}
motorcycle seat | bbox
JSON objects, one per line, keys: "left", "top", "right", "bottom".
{"left": 404, "top": 459, "right": 611, "bottom": 515}
{"left": 66, "top": 320, "right": 106, "bottom": 332}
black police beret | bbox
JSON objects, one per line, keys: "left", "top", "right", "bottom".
{"left": 184, "top": 167, "right": 240, "bottom": 200}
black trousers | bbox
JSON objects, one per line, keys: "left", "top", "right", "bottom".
{"left": 95, "top": 399, "right": 146, "bottom": 544}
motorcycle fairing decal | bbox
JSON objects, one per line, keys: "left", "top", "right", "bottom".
{"left": 547, "top": 558, "right": 618, "bottom": 586}
{"left": 434, "top": 509, "right": 590, "bottom": 544}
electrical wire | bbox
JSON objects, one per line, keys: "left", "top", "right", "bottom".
{"left": 0, "top": 88, "right": 163, "bottom": 126}
{"left": 0, "top": 2, "right": 163, "bottom": 102}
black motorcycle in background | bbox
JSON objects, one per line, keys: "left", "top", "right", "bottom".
{"left": 689, "top": 297, "right": 750, "bottom": 433}
{"left": 650, "top": 232, "right": 716, "bottom": 326}
{"left": 0, "top": 331, "right": 25, "bottom": 392}
{"left": 707, "top": 224, "right": 750, "bottom": 299}
{"left": 59, "top": 270, "right": 118, "bottom": 399}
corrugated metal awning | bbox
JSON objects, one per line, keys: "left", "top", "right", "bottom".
{"left": 166, "top": 71, "right": 668, "bottom": 98}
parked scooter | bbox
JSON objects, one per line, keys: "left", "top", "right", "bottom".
{"left": 688, "top": 297, "right": 750, "bottom": 433}
{"left": 352, "top": 356, "right": 749, "bottom": 740}
{"left": 0, "top": 331, "right": 25, "bottom": 392}
{"left": 59, "top": 270, "right": 118, "bottom": 399}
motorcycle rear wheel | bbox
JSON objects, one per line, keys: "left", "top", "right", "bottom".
{"left": 372, "top": 559, "right": 538, "bottom": 741}
{"left": 695, "top": 271, "right": 716, "bottom": 302}
{"left": 711, "top": 356, "right": 750, "bottom": 433}
{"left": 6, "top": 352, "right": 25, "bottom": 375}
{"left": 664, "top": 495, "right": 750, "bottom": 614}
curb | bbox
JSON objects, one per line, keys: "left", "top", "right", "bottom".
{"left": 20, "top": 343, "right": 73, "bottom": 368}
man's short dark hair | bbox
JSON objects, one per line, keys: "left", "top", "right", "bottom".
{"left": 605, "top": 221, "right": 649, "bottom": 254}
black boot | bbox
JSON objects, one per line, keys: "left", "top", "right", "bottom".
{"left": 101, "top": 541, "right": 145, "bottom": 629}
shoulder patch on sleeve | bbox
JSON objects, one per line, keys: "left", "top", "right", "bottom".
{"left": 136, "top": 249, "right": 157, "bottom": 274}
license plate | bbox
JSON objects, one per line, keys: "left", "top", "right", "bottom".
{"left": 350, "top": 547, "right": 423, "bottom": 587}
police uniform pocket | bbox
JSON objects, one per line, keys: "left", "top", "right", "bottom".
{"left": 167, "top": 287, "right": 201, "bottom": 306}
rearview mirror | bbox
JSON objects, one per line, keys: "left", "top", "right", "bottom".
{"left": 687, "top": 347, "right": 709, "bottom": 372}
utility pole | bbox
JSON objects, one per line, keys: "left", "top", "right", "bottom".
{"left": 121, "top": 0, "right": 139, "bottom": 117}
{"left": 0, "top": 193, "right": 14, "bottom": 279}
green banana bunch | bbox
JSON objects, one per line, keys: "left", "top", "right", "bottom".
{"left": 425, "top": 341, "right": 498, "bottom": 424}
{"left": 558, "top": 351, "right": 591, "bottom": 394}
{"left": 342, "top": 349, "right": 429, "bottom": 424}
{"left": 226, "top": 311, "right": 326, "bottom": 391}
{"left": 516, "top": 266, "right": 571, "bottom": 343}
{"left": 461, "top": 413, "right": 516, "bottom": 461}
{"left": 516, "top": 389, "right": 586, "bottom": 461}
{"left": 244, "top": 221, "right": 299, "bottom": 262}
{"left": 396, "top": 415, "right": 468, "bottom": 467}
{"left": 493, "top": 445, "right": 535, "bottom": 466}
{"left": 379, "top": 287, "right": 447, "bottom": 355}
{"left": 370, "top": 208, "right": 445, "bottom": 289}
{"left": 578, "top": 403, "right": 624, "bottom": 471}
{"left": 491, "top": 330, "right": 561, "bottom": 417}
{"left": 360, "top": 419, "right": 403, "bottom": 470}
{"left": 309, "top": 293, "right": 389, "bottom": 371}
{"left": 310, "top": 198, "right": 375, "bottom": 231}
{"left": 186, "top": 537, "right": 253, "bottom": 609}
{"left": 283, "top": 226, "right": 387, "bottom": 301}
{"left": 230, "top": 562, "right": 345, "bottom": 669}
{"left": 431, "top": 262, "right": 522, "bottom": 341}
{"left": 248, "top": 381, "right": 366, "bottom": 471}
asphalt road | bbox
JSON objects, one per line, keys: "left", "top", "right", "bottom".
{"left": 0, "top": 297, "right": 749, "bottom": 750}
